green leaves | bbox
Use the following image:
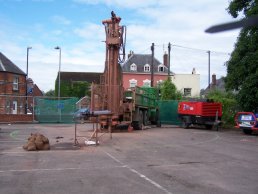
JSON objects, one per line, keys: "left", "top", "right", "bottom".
{"left": 207, "top": 90, "right": 239, "bottom": 127}
{"left": 225, "top": 0, "right": 258, "bottom": 111}
{"left": 160, "top": 77, "right": 182, "bottom": 100}
{"left": 55, "top": 80, "right": 90, "bottom": 99}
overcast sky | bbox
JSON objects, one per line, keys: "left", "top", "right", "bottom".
{"left": 0, "top": 0, "right": 241, "bottom": 92}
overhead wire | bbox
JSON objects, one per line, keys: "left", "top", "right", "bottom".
{"left": 136, "top": 43, "right": 231, "bottom": 56}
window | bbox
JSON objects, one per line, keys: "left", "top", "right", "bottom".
{"left": 184, "top": 88, "right": 192, "bottom": 96}
{"left": 129, "top": 79, "right": 137, "bottom": 88}
{"left": 143, "top": 79, "right": 151, "bottom": 87}
{"left": 130, "top": 63, "right": 137, "bottom": 71}
{"left": 13, "top": 76, "right": 19, "bottom": 90}
{"left": 144, "top": 64, "right": 150, "bottom": 72}
{"left": 158, "top": 65, "right": 164, "bottom": 72}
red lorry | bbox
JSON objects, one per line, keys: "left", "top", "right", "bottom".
{"left": 178, "top": 101, "right": 222, "bottom": 129}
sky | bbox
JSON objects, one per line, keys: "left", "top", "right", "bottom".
{"left": 0, "top": 0, "right": 241, "bottom": 92}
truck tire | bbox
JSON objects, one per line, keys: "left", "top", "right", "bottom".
{"left": 182, "top": 121, "right": 190, "bottom": 129}
{"left": 131, "top": 111, "right": 143, "bottom": 130}
{"left": 243, "top": 129, "right": 252, "bottom": 135}
{"left": 205, "top": 125, "right": 213, "bottom": 129}
{"left": 142, "top": 110, "right": 148, "bottom": 125}
{"left": 131, "top": 121, "right": 140, "bottom": 130}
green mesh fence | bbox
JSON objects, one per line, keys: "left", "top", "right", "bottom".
{"left": 34, "top": 97, "right": 78, "bottom": 123}
{"left": 158, "top": 100, "right": 181, "bottom": 125}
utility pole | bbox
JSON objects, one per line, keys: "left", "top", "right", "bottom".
{"left": 207, "top": 50, "right": 211, "bottom": 89}
{"left": 25, "top": 46, "right": 32, "bottom": 114}
{"left": 151, "top": 43, "right": 154, "bottom": 87}
{"left": 168, "top": 42, "right": 171, "bottom": 76}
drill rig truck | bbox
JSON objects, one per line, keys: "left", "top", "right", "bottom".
{"left": 90, "top": 12, "right": 159, "bottom": 130}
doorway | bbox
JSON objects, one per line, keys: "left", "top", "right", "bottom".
{"left": 12, "top": 101, "right": 17, "bottom": 114}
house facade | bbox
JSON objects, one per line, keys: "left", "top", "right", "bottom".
{"left": 0, "top": 52, "right": 27, "bottom": 114}
{"left": 122, "top": 52, "right": 200, "bottom": 97}
{"left": 171, "top": 73, "right": 200, "bottom": 97}
{"left": 122, "top": 52, "right": 170, "bottom": 89}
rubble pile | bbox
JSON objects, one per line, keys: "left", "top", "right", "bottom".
{"left": 23, "top": 133, "right": 50, "bottom": 151}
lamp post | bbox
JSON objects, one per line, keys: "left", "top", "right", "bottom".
{"left": 55, "top": 46, "right": 61, "bottom": 122}
{"left": 25, "top": 46, "right": 32, "bottom": 114}
{"left": 54, "top": 46, "right": 61, "bottom": 99}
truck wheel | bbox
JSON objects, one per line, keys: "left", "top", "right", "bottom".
{"left": 182, "top": 121, "right": 190, "bottom": 129}
{"left": 243, "top": 129, "right": 252, "bottom": 135}
{"left": 142, "top": 110, "right": 148, "bottom": 125}
{"left": 139, "top": 110, "right": 143, "bottom": 130}
{"left": 132, "top": 111, "right": 143, "bottom": 130}
{"left": 205, "top": 125, "right": 213, "bottom": 129}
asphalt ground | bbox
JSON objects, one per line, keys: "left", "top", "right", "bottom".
{"left": 0, "top": 123, "right": 258, "bottom": 194}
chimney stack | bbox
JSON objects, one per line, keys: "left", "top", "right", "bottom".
{"left": 128, "top": 50, "right": 134, "bottom": 59}
{"left": 212, "top": 74, "right": 216, "bottom": 88}
{"left": 192, "top": 68, "right": 196, "bottom": 74}
{"left": 163, "top": 52, "right": 168, "bottom": 67}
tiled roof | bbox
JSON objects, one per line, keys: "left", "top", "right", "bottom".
{"left": 122, "top": 53, "right": 170, "bottom": 73}
{"left": 0, "top": 52, "right": 26, "bottom": 75}
{"left": 59, "top": 72, "right": 102, "bottom": 84}
{"left": 203, "top": 77, "right": 226, "bottom": 94}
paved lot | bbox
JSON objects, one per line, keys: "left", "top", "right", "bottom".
{"left": 0, "top": 123, "right": 258, "bottom": 194}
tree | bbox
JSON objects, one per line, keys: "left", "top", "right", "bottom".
{"left": 207, "top": 89, "right": 239, "bottom": 127}
{"left": 69, "top": 81, "right": 90, "bottom": 98}
{"left": 55, "top": 80, "right": 90, "bottom": 99}
{"left": 160, "top": 77, "right": 182, "bottom": 100}
{"left": 45, "top": 89, "right": 55, "bottom": 97}
{"left": 225, "top": 0, "right": 258, "bottom": 112}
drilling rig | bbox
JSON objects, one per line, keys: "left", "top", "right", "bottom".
{"left": 90, "top": 12, "right": 159, "bottom": 130}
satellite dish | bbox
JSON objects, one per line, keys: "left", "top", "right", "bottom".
{"left": 205, "top": 15, "right": 258, "bottom": 33}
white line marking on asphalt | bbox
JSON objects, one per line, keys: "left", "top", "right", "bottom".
{"left": 1, "top": 150, "right": 83, "bottom": 154}
{"left": 103, "top": 150, "right": 172, "bottom": 194}
{"left": 0, "top": 166, "right": 124, "bottom": 173}
{"left": 190, "top": 133, "right": 220, "bottom": 145}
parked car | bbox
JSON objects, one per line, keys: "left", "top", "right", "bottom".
{"left": 73, "top": 108, "right": 90, "bottom": 122}
{"left": 235, "top": 112, "right": 258, "bottom": 134}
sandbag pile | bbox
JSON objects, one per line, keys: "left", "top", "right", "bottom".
{"left": 23, "top": 133, "right": 50, "bottom": 151}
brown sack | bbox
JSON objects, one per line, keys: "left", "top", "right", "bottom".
{"left": 27, "top": 141, "right": 36, "bottom": 151}
{"left": 35, "top": 140, "right": 44, "bottom": 150}
{"left": 42, "top": 143, "right": 50, "bottom": 150}
{"left": 23, "top": 144, "right": 28, "bottom": 150}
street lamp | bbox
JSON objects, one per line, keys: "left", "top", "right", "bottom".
{"left": 55, "top": 46, "right": 61, "bottom": 122}
{"left": 25, "top": 46, "right": 32, "bottom": 114}
{"left": 54, "top": 46, "right": 61, "bottom": 99}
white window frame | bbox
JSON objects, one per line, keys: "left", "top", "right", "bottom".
{"left": 184, "top": 88, "right": 192, "bottom": 96}
{"left": 130, "top": 63, "right": 137, "bottom": 71}
{"left": 143, "top": 79, "right": 151, "bottom": 87}
{"left": 156, "top": 80, "right": 163, "bottom": 85}
{"left": 158, "top": 64, "right": 165, "bottom": 72}
{"left": 13, "top": 76, "right": 19, "bottom": 91}
{"left": 144, "top": 64, "right": 150, "bottom": 72}
{"left": 129, "top": 79, "right": 137, "bottom": 88}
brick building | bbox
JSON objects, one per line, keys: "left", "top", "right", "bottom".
{"left": 121, "top": 51, "right": 170, "bottom": 89}
{"left": 27, "top": 78, "right": 43, "bottom": 112}
{"left": 0, "top": 52, "right": 26, "bottom": 114}
{"left": 122, "top": 51, "right": 200, "bottom": 97}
